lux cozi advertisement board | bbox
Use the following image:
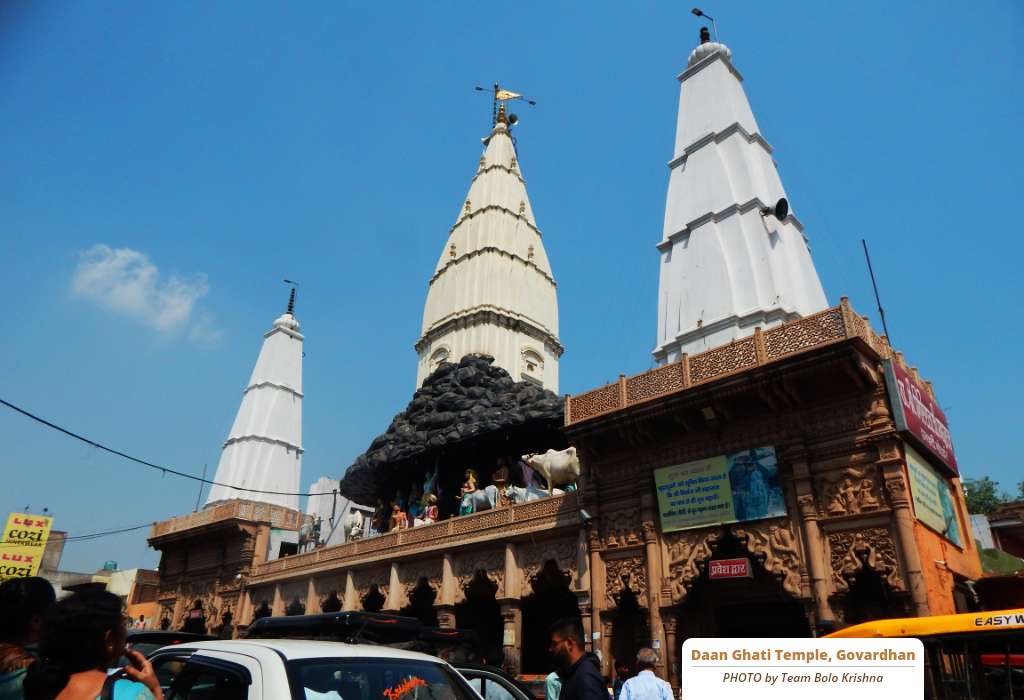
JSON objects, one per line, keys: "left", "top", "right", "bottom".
{"left": 0, "top": 511, "right": 54, "bottom": 581}
{"left": 655, "top": 446, "right": 786, "bottom": 532}
{"left": 883, "top": 359, "right": 957, "bottom": 475}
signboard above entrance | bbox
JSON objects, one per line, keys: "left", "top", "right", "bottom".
{"left": 709, "top": 558, "right": 752, "bottom": 579}
{"left": 883, "top": 359, "right": 957, "bottom": 475}
{"left": 654, "top": 446, "right": 786, "bottom": 533}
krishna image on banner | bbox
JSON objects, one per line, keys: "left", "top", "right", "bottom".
{"left": 655, "top": 446, "right": 786, "bottom": 533}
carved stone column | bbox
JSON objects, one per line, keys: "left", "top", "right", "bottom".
{"left": 578, "top": 597, "right": 594, "bottom": 654}
{"left": 306, "top": 578, "right": 321, "bottom": 614}
{"left": 640, "top": 493, "right": 667, "bottom": 678}
{"left": 343, "top": 570, "right": 358, "bottom": 611}
{"left": 879, "top": 443, "right": 930, "bottom": 616}
{"left": 791, "top": 454, "right": 836, "bottom": 625}
{"left": 588, "top": 525, "right": 605, "bottom": 663}
{"left": 236, "top": 588, "right": 252, "bottom": 631}
{"left": 383, "top": 562, "right": 402, "bottom": 613}
{"left": 435, "top": 553, "right": 458, "bottom": 628}
{"left": 271, "top": 583, "right": 284, "bottom": 616}
{"left": 662, "top": 613, "right": 679, "bottom": 691}
{"left": 500, "top": 601, "right": 523, "bottom": 675}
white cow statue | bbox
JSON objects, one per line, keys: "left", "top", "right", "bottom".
{"left": 504, "top": 484, "right": 565, "bottom": 504}
{"left": 522, "top": 447, "right": 581, "bottom": 492}
{"left": 343, "top": 510, "right": 364, "bottom": 541}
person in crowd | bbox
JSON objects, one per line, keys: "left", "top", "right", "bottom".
{"left": 619, "top": 649, "right": 673, "bottom": 700}
{"left": 23, "top": 590, "right": 163, "bottom": 700}
{"left": 548, "top": 618, "right": 604, "bottom": 700}
{"left": 612, "top": 660, "right": 630, "bottom": 700}
{"left": 0, "top": 577, "right": 56, "bottom": 700}
{"left": 544, "top": 670, "right": 561, "bottom": 700}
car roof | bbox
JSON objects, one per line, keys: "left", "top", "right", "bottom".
{"left": 170, "top": 638, "right": 449, "bottom": 662}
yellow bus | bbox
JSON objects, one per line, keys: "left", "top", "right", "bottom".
{"left": 826, "top": 609, "right": 1024, "bottom": 699}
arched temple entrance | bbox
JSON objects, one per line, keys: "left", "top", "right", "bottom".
{"left": 362, "top": 584, "right": 385, "bottom": 613}
{"left": 841, "top": 565, "right": 905, "bottom": 624}
{"left": 521, "top": 560, "right": 581, "bottom": 674}
{"left": 321, "top": 591, "right": 342, "bottom": 613}
{"left": 456, "top": 571, "right": 502, "bottom": 664}
{"left": 675, "top": 531, "right": 810, "bottom": 641}
{"left": 609, "top": 589, "right": 648, "bottom": 677}
{"left": 401, "top": 577, "right": 439, "bottom": 626}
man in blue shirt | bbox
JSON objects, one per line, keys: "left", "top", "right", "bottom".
{"left": 549, "top": 619, "right": 605, "bottom": 700}
{"left": 619, "top": 649, "right": 673, "bottom": 700}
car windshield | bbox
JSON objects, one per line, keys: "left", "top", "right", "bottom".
{"left": 286, "top": 658, "right": 478, "bottom": 700}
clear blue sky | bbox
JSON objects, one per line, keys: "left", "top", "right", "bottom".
{"left": 2, "top": 2, "right": 1021, "bottom": 572}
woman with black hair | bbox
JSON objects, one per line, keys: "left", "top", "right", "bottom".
{"left": 23, "top": 590, "right": 162, "bottom": 700}
{"left": 0, "top": 576, "right": 56, "bottom": 699}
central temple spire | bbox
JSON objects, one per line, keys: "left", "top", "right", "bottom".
{"left": 653, "top": 30, "right": 828, "bottom": 364}
{"left": 415, "top": 99, "right": 562, "bottom": 389}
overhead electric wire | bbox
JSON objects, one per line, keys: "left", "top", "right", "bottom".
{"left": 0, "top": 397, "right": 331, "bottom": 497}
{"left": 59, "top": 523, "right": 154, "bottom": 542}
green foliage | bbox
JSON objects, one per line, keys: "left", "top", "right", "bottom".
{"left": 962, "top": 476, "right": 1008, "bottom": 515}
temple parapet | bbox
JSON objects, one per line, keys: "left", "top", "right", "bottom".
{"left": 567, "top": 298, "right": 912, "bottom": 425}
{"left": 250, "top": 492, "right": 579, "bottom": 583}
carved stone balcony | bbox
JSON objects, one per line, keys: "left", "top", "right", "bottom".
{"left": 149, "top": 500, "right": 304, "bottom": 543}
{"left": 565, "top": 298, "right": 897, "bottom": 425}
{"left": 249, "top": 492, "right": 580, "bottom": 584}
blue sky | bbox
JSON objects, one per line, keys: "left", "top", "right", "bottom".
{"left": 1, "top": 2, "right": 1021, "bottom": 572}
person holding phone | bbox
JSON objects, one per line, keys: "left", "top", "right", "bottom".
{"left": 23, "top": 590, "right": 163, "bottom": 700}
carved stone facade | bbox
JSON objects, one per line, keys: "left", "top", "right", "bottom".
{"left": 605, "top": 555, "right": 648, "bottom": 607}
{"left": 565, "top": 312, "right": 981, "bottom": 686}
{"left": 828, "top": 527, "right": 905, "bottom": 593}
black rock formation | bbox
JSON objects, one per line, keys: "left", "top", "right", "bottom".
{"left": 338, "top": 354, "right": 564, "bottom": 505}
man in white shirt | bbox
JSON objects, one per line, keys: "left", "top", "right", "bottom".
{"left": 619, "top": 649, "right": 673, "bottom": 700}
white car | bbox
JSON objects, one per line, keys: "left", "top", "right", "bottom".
{"left": 147, "top": 639, "right": 482, "bottom": 700}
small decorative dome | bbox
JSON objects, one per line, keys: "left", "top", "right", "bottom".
{"left": 688, "top": 40, "right": 731, "bottom": 67}
{"left": 274, "top": 313, "right": 300, "bottom": 331}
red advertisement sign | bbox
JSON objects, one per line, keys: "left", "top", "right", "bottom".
{"left": 708, "top": 558, "right": 751, "bottom": 579}
{"left": 883, "top": 360, "right": 958, "bottom": 475}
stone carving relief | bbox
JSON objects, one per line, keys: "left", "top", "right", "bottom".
{"left": 828, "top": 528, "right": 905, "bottom": 593}
{"left": 732, "top": 520, "right": 804, "bottom": 598}
{"left": 601, "top": 510, "right": 641, "bottom": 548}
{"left": 456, "top": 550, "right": 505, "bottom": 600}
{"left": 664, "top": 529, "right": 721, "bottom": 603}
{"left": 818, "top": 467, "right": 882, "bottom": 517}
{"left": 604, "top": 555, "right": 648, "bottom": 608}
{"left": 521, "top": 539, "right": 578, "bottom": 594}
{"left": 352, "top": 568, "right": 389, "bottom": 602}
{"left": 401, "top": 561, "right": 443, "bottom": 600}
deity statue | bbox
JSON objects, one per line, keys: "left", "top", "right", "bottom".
{"left": 858, "top": 480, "right": 880, "bottom": 510}
{"left": 458, "top": 469, "right": 479, "bottom": 516}
{"left": 390, "top": 503, "right": 407, "bottom": 531}
{"left": 407, "top": 483, "right": 424, "bottom": 526}
{"left": 415, "top": 493, "right": 439, "bottom": 526}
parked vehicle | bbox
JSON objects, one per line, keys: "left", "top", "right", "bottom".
{"left": 147, "top": 638, "right": 479, "bottom": 700}
{"left": 241, "top": 612, "right": 535, "bottom": 700}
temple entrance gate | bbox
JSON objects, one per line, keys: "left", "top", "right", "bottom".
{"left": 456, "top": 570, "right": 503, "bottom": 664}
{"left": 521, "top": 560, "right": 581, "bottom": 674}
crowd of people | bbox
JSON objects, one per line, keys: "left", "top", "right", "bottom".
{"left": 2, "top": 577, "right": 675, "bottom": 700}
{"left": 546, "top": 619, "right": 675, "bottom": 700}
{"left": 0, "top": 577, "right": 162, "bottom": 700}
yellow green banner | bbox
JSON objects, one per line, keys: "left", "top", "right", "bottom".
{"left": 905, "top": 443, "right": 963, "bottom": 547}
{"left": 655, "top": 446, "right": 785, "bottom": 533}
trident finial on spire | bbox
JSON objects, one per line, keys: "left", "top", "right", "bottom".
{"left": 474, "top": 83, "right": 537, "bottom": 127}
{"left": 283, "top": 279, "right": 299, "bottom": 315}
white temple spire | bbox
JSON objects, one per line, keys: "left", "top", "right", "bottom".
{"left": 654, "top": 29, "right": 828, "bottom": 364}
{"left": 416, "top": 101, "right": 563, "bottom": 389}
{"left": 206, "top": 289, "right": 303, "bottom": 511}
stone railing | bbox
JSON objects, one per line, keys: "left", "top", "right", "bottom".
{"left": 250, "top": 492, "right": 579, "bottom": 581}
{"left": 149, "top": 500, "right": 304, "bottom": 539}
{"left": 566, "top": 298, "right": 894, "bottom": 425}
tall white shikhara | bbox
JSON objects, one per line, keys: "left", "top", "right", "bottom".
{"left": 416, "top": 107, "right": 562, "bottom": 391}
{"left": 206, "top": 295, "right": 303, "bottom": 511}
{"left": 654, "top": 33, "right": 828, "bottom": 365}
